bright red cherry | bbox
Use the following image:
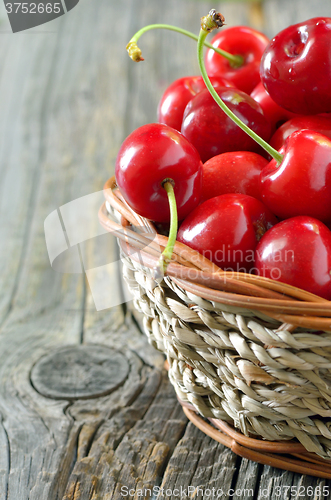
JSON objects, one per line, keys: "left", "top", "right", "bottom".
{"left": 157, "top": 75, "right": 232, "bottom": 132}
{"left": 260, "top": 17, "right": 331, "bottom": 115}
{"left": 255, "top": 216, "right": 331, "bottom": 299}
{"left": 250, "top": 81, "right": 299, "bottom": 133}
{"left": 115, "top": 123, "right": 202, "bottom": 222}
{"left": 270, "top": 115, "right": 331, "bottom": 150}
{"left": 205, "top": 26, "right": 270, "bottom": 94}
{"left": 181, "top": 87, "right": 271, "bottom": 163}
{"left": 260, "top": 129, "right": 331, "bottom": 224}
{"left": 177, "top": 193, "right": 277, "bottom": 272}
{"left": 201, "top": 151, "right": 268, "bottom": 202}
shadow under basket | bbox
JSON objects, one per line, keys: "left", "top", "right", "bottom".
{"left": 99, "top": 176, "right": 331, "bottom": 479}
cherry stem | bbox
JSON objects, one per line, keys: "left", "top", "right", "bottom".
{"left": 126, "top": 24, "right": 244, "bottom": 67}
{"left": 154, "top": 180, "right": 178, "bottom": 279}
{"left": 197, "top": 11, "right": 283, "bottom": 164}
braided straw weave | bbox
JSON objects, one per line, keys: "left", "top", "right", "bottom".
{"left": 99, "top": 176, "right": 331, "bottom": 466}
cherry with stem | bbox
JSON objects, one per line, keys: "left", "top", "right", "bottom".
{"left": 197, "top": 10, "right": 283, "bottom": 165}
{"left": 122, "top": 12, "right": 282, "bottom": 279}
{"left": 199, "top": 10, "right": 331, "bottom": 224}
{"left": 115, "top": 122, "right": 202, "bottom": 278}
{"left": 155, "top": 179, "right": 178, "bottom": 278}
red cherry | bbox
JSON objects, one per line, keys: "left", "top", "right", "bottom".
{"left": 260, "top": 17, "right": 331, "bottom": 115}
{"left": 181, "top": 87, "right": 271, "bottom": 163}
{"left": 157, "top": 75, "right": 232, "bottom": 132}
{"left": 177, "top": 193, "right": 277, "bottom": 272}
{"left": 115, "top": 123, "right": 202, "bottom": 222}
{"left": 260, "top": 129, "right": 331, "bottom": 224}
{"left": 270, "top": 115, "right": 331, "bottom": 151}
{"left": 201, "top": 151, "right": 268, "bottom": 202}
{"left": 250, "top": 81, "right": 300, "bottom": 133}
{"left": 205, "top": 26, "right": 270, "bottom": 94}
{"left": 255, "top": 216, "right": 331, "bottom": 299}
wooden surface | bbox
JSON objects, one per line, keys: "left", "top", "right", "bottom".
{"left": 1, "top": 0, "right": 331, "bottom": 498}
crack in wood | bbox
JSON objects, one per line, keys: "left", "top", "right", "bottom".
{"left": 77, "top": 421, "right": 105, "bottom": 462}
{"left": 228, "top": 453, "right": 242, "bottom": 498}
{"left": 60, "top": 369, "right": 190, "bottom": 499}
{"left": 52, "top": 423, "right": 83, "bottom": 500}
{"left": 251, "top": 463, "right": 264, "bottom": 500}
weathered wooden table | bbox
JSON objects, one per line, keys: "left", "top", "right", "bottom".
{"left": 2, "top": 0, "right": 331, "bottom": 498}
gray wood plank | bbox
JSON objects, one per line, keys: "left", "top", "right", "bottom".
{"left": 0, "top": 1, "right": 134, "bottom": 498}
{"left": 263, "top": 0, "right": 331, "bottom": 37}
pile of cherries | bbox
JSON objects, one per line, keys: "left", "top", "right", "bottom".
{"left": 115, "top": 13, "right": 331, "bottom": 300}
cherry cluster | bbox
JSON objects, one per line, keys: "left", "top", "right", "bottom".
{"left": 115, "top": 13, "right": 331, "bottom": 299}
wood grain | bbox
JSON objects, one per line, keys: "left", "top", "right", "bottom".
{"left": 1, "top": 0, "right": 331, "bottom": 499}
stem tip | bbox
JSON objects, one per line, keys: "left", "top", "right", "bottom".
{"left": 126, "top": 41, "right": 145, "bottom": 62}
{"left": 201, "top": 9, "right": 225, "bottom": 32}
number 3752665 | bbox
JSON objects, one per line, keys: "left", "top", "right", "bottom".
{"left": 5, "top": 3, "right": 62, "bottom": 14}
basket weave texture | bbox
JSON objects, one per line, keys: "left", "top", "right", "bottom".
{"left": 100, "top": 176, "right": 331, "bottom": 460}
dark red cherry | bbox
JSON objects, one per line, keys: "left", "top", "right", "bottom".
{"left": 115, "top": 123, "right": 202, "bottom": 222}
{"left": 201, "top": 151, "right": 268, "bottom": 202}
{"left": 260, "top": 18, "right": 331, "bottom": 115}
{"left": 250, "top": 81, "right": 300, "bottom": 133}
{"left": 177, "top": 193, "right": 277, "bottom": 272}
{"left": 260, "top": 129, "right": 331, "bottom": 224}
{"left": 157, "top": 75, "right": 232, "bottom": 132}
{"left": 255, "top": 216, "right": 331, "bottom": 299}
{"left": 205, "top": 26, "right": 270, "bottom": 94}
{"left": 270, "top": 115, "right": 331, "bottom": 151}
{"left": 181, "top": 87, "right": 271, "bottom": 163}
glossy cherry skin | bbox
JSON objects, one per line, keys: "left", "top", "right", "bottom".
{"left": 181, "top": 87, "right": 271, "bottom": 163}
{"left": 270, "top": 115, "right": 331, "bottom": 150}
{"left": 260, "top": 18, "right": 331, "bottom": 115}
{"left": 255, "top": 216, "right": 331, "bottom": 299}
{"left": 201, "top": 151, "right": 268, "bottom": 202}
{"left": 205, "top": 26, "right": 270, "bottom": 94}
{"left": 157, "top": 75, "right": 232, "bottom": 132}
{"left": 115, "top": 123, "right": 202, "bottom": 223}
{"left": 177, "top": 193, "right": 277, "bottom": 272}
{"left": 250, "top": 81, "right": 299, "bottom": 133}
{"left": 260, "top": 129, "right": 331, "bottom": 224}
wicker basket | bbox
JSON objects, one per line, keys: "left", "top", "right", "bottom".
{"left": 99, "top": 176, "right": 331, "bottom": 478}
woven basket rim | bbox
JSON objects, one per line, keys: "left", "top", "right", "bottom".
{"left": 99, "top": 176, "right": 331, "bottom": 332}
